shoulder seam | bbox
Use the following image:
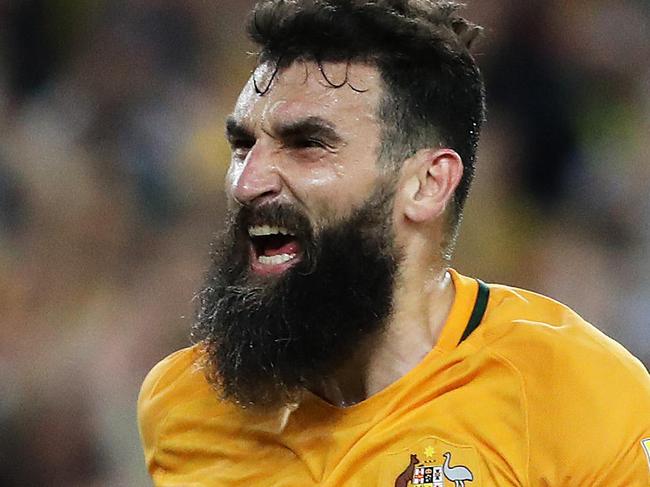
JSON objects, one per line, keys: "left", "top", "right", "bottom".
{"left": 483, "top": 345, "right": 532, "bottom": 487}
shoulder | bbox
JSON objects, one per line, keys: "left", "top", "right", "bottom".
{"left": 137, "top": 346, "right": 207, "bottom": 465}
{"left": 473, "top": 282, "right": 650, "bottom": 484}
{"left": 138, "top": 346, "right": 202, "bottom": 406}
{"left": 478, "top": 282, "right": 650, "bottom": 392}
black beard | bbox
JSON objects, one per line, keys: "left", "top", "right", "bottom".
{"left": 192, "top": 184, "right": 400, "bottom": 409}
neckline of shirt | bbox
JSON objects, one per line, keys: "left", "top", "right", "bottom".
{"left": 299, "top": 269, "right": 480, "bottom": 417}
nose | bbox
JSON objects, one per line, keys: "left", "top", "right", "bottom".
{"left": 228, "top": 143, "right": 282, "bottom": 206}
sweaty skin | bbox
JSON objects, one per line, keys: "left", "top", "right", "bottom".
{"left": 225, "top": 60, "right": 456, "bottom": 406}
{"left": 226, "top": 60, "right": 386, "bottom": 221}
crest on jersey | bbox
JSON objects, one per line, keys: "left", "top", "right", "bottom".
{"left": 393, "top": 445, "right": 474, "bottom": 487}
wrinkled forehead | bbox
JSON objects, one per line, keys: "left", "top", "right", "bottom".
{"left": 232, "top": 59, "right": 383, "bottom": 128}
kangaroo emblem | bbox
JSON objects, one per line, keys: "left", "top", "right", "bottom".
{"left": 394, "top": 453, "right": 419, "bottom": 487}
{"left": 442, "top": 451, "right": 474, "bottom": 487}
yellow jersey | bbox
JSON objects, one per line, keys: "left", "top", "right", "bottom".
{"left": 138, "top": 270, "right": 650, "bottom": 486}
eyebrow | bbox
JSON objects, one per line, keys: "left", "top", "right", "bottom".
{"left": 225, "top": 115, "right": 342, "bottom": 145}
{"left": 225, "top": 116, "right": 254, "bottom": 142}
{"left": 273, "top": 116, "right": 342, "bottom": 145}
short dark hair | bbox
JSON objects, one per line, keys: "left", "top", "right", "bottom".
{"left": 248, "top": 0, "right": 486, "bottom": 247}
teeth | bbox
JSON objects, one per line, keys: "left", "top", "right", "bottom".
{"left": 249, "top": 225, "right": 294, "bottom": 237}
{"left": 258, "top": 254, "right": 296, "bottom": 265}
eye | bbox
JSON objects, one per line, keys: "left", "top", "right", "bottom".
{"left": 291, "top": 138, "right": 328, "bottom": 150}
{"left": 230, "top": 138, "right": 255, "bottom": 158}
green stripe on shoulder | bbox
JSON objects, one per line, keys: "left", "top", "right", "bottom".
{"left": 459, "top": 279, "right": 490, "bottom": 344}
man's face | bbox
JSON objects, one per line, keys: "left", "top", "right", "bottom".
{"left": 224, "top": 60, "right": 387, "bottom": 275}
{"left": 193, "top": 61, "right": 400, "bottom": 408}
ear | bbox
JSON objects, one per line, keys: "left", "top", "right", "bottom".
{"left": 399, "top": 148, "right": 463, "bottom": 224}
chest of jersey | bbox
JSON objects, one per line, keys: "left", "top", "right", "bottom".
{"left": 150, "top": 352, "right": 528, "bottom": 486}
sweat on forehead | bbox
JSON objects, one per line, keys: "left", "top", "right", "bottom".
{"left": 232, "top": 60, "right": 381, "bottom": 130}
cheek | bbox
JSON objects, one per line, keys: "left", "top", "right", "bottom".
{"left": 295, "top": 164, "right": 342, "bottom": 190}
{"left": 223, "top": 163, "right": 247, "bottom": 213}
{"left": 296, "top": 173, "right": 379, "bottom": 220}
{"left": 225, "top": 159, "right": 244, "bottom": 195}
{"left": 285, "top": 161, "right": 353, "bottom": 213}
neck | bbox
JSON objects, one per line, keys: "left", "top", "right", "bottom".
{"left": 310, "top": 238, "right": 455, "bottom": 407}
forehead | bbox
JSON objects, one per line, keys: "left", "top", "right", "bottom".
{"left": 232, "top": 60, "right": 383, "bottom": 129}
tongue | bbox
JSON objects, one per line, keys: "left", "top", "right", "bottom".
{"left": 263, "top": 240, "right": 300, "bottom": 257}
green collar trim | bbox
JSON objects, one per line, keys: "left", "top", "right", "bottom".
{"left": 459, "top": 279, "right": 489, "bottom": 344}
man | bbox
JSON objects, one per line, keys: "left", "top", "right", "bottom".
{"left": 138, "top": 1, "right": 650, "bottom": 485}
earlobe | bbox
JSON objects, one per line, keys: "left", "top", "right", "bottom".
{"left": 401, "top": 149, "right": 463, "bottom": 224}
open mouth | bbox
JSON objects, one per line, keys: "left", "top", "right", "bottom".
{"left": 248, "top": 225, "right": 302, "bottom": 275}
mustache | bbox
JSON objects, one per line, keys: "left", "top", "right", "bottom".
{"left": 235, "top": 202, "right": 310, "bottom": 232}
{"left": 232, "top": 202, "right": 314, "bottom": 238}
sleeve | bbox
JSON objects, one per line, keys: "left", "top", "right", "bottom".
{"left": 137, "top": 347, "right": 197, "bottom": 472}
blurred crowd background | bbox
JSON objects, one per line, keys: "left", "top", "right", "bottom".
{"left": 0, "top": 0, "right": 648, "bottom": 485}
